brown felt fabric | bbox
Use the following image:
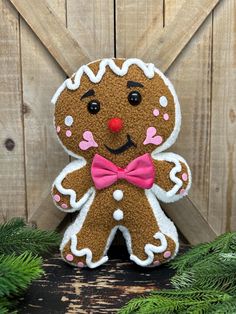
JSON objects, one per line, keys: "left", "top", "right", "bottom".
{"left": 52, "top": 58, "right": 190, "bottom": 267}
{"left": 52, "top": 164, "right": 92, "bottom": 209}
{"left": 154, "top": 160, "right": 189, "bottom": 193}
{"left": 61, "top": 182, "right": 176, "bottom": 264}
{"left": 54, "top": 59, "right": 175, "bottom": 167}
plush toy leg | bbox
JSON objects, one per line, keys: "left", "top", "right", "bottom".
{"left": 61, "top": 193, "right": 116, "bottom": 269}
{"left": 124, "top": 190, "right": 179, "bottom": 267}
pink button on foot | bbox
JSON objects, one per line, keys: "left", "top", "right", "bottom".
{"left": 180, "top": 188, "right": 186, "bottom": 195}
{"left": 77, "top": 262, "right": 84, "bottom": 268}
{"left": 66, "top": 254, "right": 74, "bottom": 262}
{"left": 163, "top": 251, "right": 172, "bottom": 259}
{"left": 182, "top": 173, "right": 188, "bottom": 181}
{"left": 53, "top": 194, "right": 61, "bottom": 202}
{"left": 153, "top": 260, "right": 160, "bottom": 266}
{"left": 61, "top": 203, "right": 68, "bottom": 209}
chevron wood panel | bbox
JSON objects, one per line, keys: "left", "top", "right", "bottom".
{"left": 1, "top": 0, "right": 235, "bottom": 244}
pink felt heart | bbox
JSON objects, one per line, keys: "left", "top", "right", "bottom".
{"left": 79, "top": 131, "right": 98, "bottom": 150}
{"left": 143, "top": 127, "right": 163, "bottom": 145}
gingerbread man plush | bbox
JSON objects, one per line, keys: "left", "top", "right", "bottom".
{"left": 51, "top": 58, "right": 191, "bottom": 269}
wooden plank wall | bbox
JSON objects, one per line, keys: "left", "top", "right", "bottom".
{"left": 0, "top": 0, "right": 235, "bottom": 237}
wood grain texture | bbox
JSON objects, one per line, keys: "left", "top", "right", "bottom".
{"left": 138, "top": 0, "right": 220, "bottom": 72}
{"left": 164, "top": 1, "right": 216, "bottom": 242}
{"left": 165, "top": 0, "right": 212, "bottom": 218}
{"left": 18, "top": 246, "right": 189, "bottom": 313}
{"left": 164, "top": 197, "right": 216, "bottom": 245}
{"left": 116, "top": 0, "right": 163, "bottom": 58}
{"left": 115, "top": 0, "right": 216, "bottom": 244}
{"left": 20, "top": 0, "right": 68, "bottom": 229}
{"left": 9, "top": 0, "right": 91, "bottom": 77}
{"left": 0, "top": 0, "right": 26, "bottom": 221}
{"left": 28, "top": 0, "right": 115, "bottom": 230}
{"left": 67, "top": 0, "right": 114, "bottom": 60}
{"left": 208, "top": 0, "right": 236, "bottom": 234}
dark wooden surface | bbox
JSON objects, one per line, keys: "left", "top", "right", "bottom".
{"left": 18, "top": 244, "right": 187, "bottom": 314}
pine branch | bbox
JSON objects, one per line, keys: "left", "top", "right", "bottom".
{"left": 0, "top": 298, "right": 11, "bottom": 314}
{"left": 118, "top": 289, "right": 232, "bottom": 314}
{"left": 207, "top": 297, "right": 236, "bottom": 313}
{"left": 170, "top": 232, "right": 236, "bottom": 273}
{"left": 0, "top": 252, "right": 43, "bottom": 298}
{"left": 0, "top": 218, "right": 61, "bottom": 256}
{"left": 171, "top": 241, "right": 236, "bottom": 293}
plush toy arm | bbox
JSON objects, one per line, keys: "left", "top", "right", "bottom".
{"left": 151, "top": 152, "right": 191, "bottom": 203}
{"left": 52, "top": 159, "right": 94, "bottom": 212}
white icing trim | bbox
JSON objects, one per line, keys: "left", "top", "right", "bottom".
{"left": 130, "top": 232, "right": 167, "bottom": 266}
{"left": 52, "top": 158, "right": 94, "bottom": 212}
{"left": 145, "top": 189, "right": 179, "bottom": 261}
{"left": 60, "top": 190, "right": 109, "bottom": 269}
{"left": 60, "top": 193, "right": 179, "bottom": 268}
{"left": 151, "top": 152, "right": 192, "bottom": 203}
{"left": 52, "top": 58, "right": 181, "bottom": 156}
{"left": 51, "top": 58, "right": 155, "bottom": 105}
{"left": 151, "top": 67, "right": 181, "bottom": 154}
{"left": 102, "top": 226, "right": 168, "bottom": 267}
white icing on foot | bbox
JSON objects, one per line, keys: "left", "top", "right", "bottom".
{"left": 113, "top": 209, "right": 123, "bottom": 221}
{"left": 113, "top": 189, "right": 123, "bottom": 201}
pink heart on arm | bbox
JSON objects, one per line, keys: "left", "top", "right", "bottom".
{"left": 143, "top": 127, "right": 163, "bottom": 145}
{"left": 79, "top": 131, "right": 98, "bottom": 150}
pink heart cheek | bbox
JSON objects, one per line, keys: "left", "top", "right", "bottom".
{"left": 83, "top": 131, "right": 93, "bottom": 141}
{"left": 79, "top": 131, "right": 98, "bottom": 151}
{"left": 79, "top": 141, "right": 90, "bottom": 150}
{"left": 152, "top": 135, "right": 163, "bottom": 145}
{"left": 143, "top": 127, "right": 163, "bottom": 146}
{"left": 147, "top": 127, "right": 157, "bottom": 138}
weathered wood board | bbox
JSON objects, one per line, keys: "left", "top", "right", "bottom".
{"left": 18, "top": 245, "right": 188, "bottom": 313}
{"left": 0, "top": 0, "right": 235, "bottom": 243}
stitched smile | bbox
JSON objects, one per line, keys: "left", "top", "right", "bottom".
{"left": 104, "top": 134, "right": 137, "bottom": 154}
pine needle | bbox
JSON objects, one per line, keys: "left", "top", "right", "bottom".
{"left": 171, "top": 233, "right": 236, "bottom": 294}
{"left": 118, "top": 289, "right": 232, "bottom": 314}
{"left": 170, "top": 232, "right": 236, "bottom": 273}
{"left": 0, "top": 252, "right": 43, "bottom": 297}
{"left": 120, "top": 232, "right": 236, "bottom": 314}
{"left": 0, "top": 218, "right": 61, "bottom": 256}
{"left": 0, "top": 298, "right": 11, "bottom": 314}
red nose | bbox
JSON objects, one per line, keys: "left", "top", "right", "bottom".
{"left": 108, "top": 117, "right": 123, "bottom": 133}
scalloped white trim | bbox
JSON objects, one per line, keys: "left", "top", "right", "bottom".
{"left": 60, "top": 190, "right": 179, "bottom": 268}
{"left": 151, "top": 152, "right": 192, "bottom": 203}
{"left": 130, "top": 232, "right": 167, "bottom": 266}
{"left": 51, "top": 58, "right": 181, "bottom": 156}
{"left": 52, "top": 158, "right": 94, "bottom": 212}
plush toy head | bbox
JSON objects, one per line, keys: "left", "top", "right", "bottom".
{"left": 52, "top": 58, "right": 191, "bottom": 269}
{"left": 52, "top": 58, "right": 181, "bottom": 166}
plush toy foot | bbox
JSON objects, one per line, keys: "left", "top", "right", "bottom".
{"left": 130, "top": 232, "right": 178, "bottom": 267}
{"left": 62, "top": 251, "right": 87, "bottom": 268}
{"left": 61, "top": 242, "right": 87, "bottom": 268}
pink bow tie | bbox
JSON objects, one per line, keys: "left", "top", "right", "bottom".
{"left": 91, "top": 153, "right": 155, "bottom": 190}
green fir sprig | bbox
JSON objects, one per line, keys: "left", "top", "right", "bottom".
{"left": 119, "top": 289, "right": 232, "bottom": 314}
{"left": 0, "top": 218, "right": 61, "bottom": 256}
{"left": 0, "top": 252, "right": 43, "bottom": 297}
{"left": 171, "top": 233, "right": 236, "bottom": 293}
{"left": 0, "top": 217, "right": 61, "bottom": 313}
{"left": 120, "top": 232, "right": 236, "bottom": 314}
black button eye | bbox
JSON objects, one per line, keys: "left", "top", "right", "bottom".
{"left": 87, "top": 100, "right": 100, "bottom": 114}
{"left": 128, "top": 91, "right": 142, "bottom": 106}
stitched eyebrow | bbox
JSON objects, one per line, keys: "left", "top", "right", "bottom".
{"left": 81, "top": 89, "right": 95, "bottom": 100}
{"left": 127, "top": 81, "right": 144, "bottom": 88}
